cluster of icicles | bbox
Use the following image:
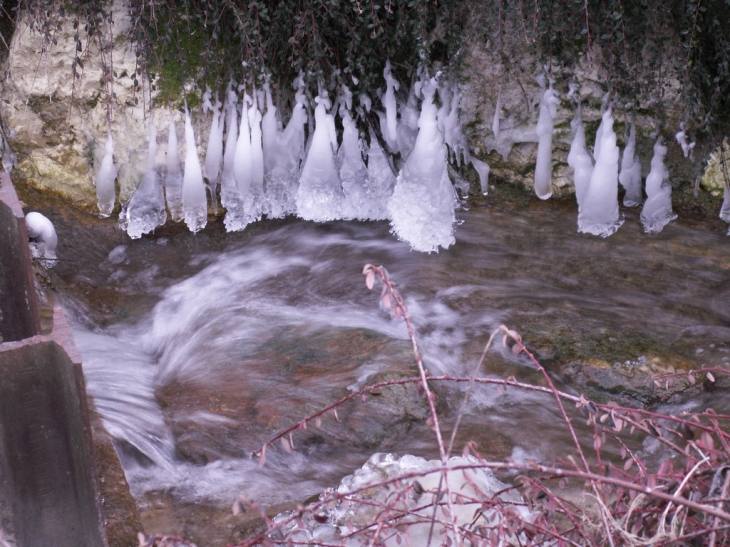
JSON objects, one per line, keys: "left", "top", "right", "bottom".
{"left": 96, "top": 64, "right": 483, "bottom": 253}
{"left": 537, "top": 83, "right": 693, "bottom": 237}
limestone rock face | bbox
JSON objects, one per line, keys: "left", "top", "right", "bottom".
{"left": 700, "top": 138, "right": 730, "bottom": 196}
{"left": 0, "top": 0, "right": 153, "bottom": 211}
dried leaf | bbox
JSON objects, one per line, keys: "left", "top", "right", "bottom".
{"left": 624, "top": 457, "right": 634, "bottom": 471}
{"left": 707, "top": 372, "right": 716, "bottom": 383}
{"left": 315, "top": 416, "right": 322, "bottom": 428}
{"left": 382, "top": 293, "right": 391, "bottom": 309}
{"left": 281, "top": 437, "right": 291, "bottom": 453}
{"left": 365, "top": 270, "right": 375, "bottom": 290}
{"left": 688, "top": 372, "right": 696, "bottom": 385}
{"left": 258, "top": 444, "right": 267, "bottom": 467}
{"left": 137, "top": 532, "right": 146, "bottom": 547}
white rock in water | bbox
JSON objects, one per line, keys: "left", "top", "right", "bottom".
{"left": 96, "top": 133, "right": 117, "bottom": 217}
{"left": 567, "top": 106, "right": 593, "bottom": 212}
{"left": 182, "top": 107, "right": 208, "bottom": 233}
{"left": 126, "top": 122, "right": 167, "bottom": 239}
{"left": 387, "top": 77, "right": 456, "bottom": 253}
{"left": 26, "top": 211, "right": 58, "bottom": 260}
{"left": 296, "top": 92, "right": 342, "bottom": 221}
{"left": 641, "top": 139, "right": 677, "bottom": 233}
{"left": 578, "top": 107, "right": 624, "bottom": 237}
{"left": 534, "top": 86, "right": 560, "bottom": 200}
{"left": 618, "top": 122, "right": 643, "bottom": 207}
{"left": 165, "top": 110, "right": 184, "bottom": 222}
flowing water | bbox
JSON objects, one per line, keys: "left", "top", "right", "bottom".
{"left": 45, "top": 197, "right": 730, "bottom": 541}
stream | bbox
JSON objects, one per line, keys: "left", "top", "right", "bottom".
{"left": 41, "top": 194, "right": 730, "bottom": 544}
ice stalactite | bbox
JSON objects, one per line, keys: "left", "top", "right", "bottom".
{"left": 165, "top": 110, "right": 183, "bottom": 222}
{"left": 296, "top": 91, "right": 343, "bottom": 221}
{"left": 471, "top": 158, "right": 490, "bottom": 195}
{"left": 366, "top": 129, "right": 396, "bottom": 220}
{"left": 397, "top": 86, "right": 419, "bottom": 158}
{"left": 640, "top": 139, "right": 677, "bottom": 233}
{"left": 438, "top": 84, "right": 468, "bottom": 167}
{"left": 96, "top": 132, "right": 117, "bottom": 218}
{"left": 338, "top": 87, "right": 370, "bottom": 220}
{"left": 534, "top": 86, "right": 560, "bottom": 200}
{"left": 492, "top": 91, "right": 501, "bottom": 139}
{"left": 25, "top": 212, "right": 58, "bottom": 261}
{"left": 202, "top": 88, "right": 224, "bottom": 210}
{"left": 387, "top": 77, "right": 456, "bottom": 253}
{"left": 675, "top": 122, "right": 695, "bottom": 159}
{"left": 578, "top": 107, "right": 624, "bottom": 237}
{"left": 181, "top": 107, "right": 208, "bottom": 233}
{"left": 248, "top": 90, "right": 266, "bottom": 220}
{"left": 126, "top": 121, "right": 167, "bottom": 239}
{"left": 567, "top": 105, "right": 593, "bottom": 212}
{"left": 262, "top": 81, "right": 307, "bottom": 219}
{"left": 221, "top": 87, "right": 245, "bottom": 231}
{"left": 618, "top": 122, "right": 643, "bottom": 207}
{"left": 230, "top": 89, "right": 265, "bottom": 229}
{"left": 381, "top": 60, "right": 400, "bottom": 153}
{"left": 721, "top": 185, "right": 730, "bottom": 235}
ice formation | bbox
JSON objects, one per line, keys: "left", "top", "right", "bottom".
{"left": 96, "top": 133, "right": 117, "bottom": 217}
{"left": 578, "top": 107, "right": 624, "bottom": 237}
{"left": 567, "top": 105, "right": 593, "bottom": 211}
{"left": 381, "top": 60, "right": 400, "bottom": 153}
{"left": 296, "top": 91, "right": 343, "bottom": 221}
{"left": 274, "top": 453, "right": 531, "bottom": 547}
{"left": 438, "top": 84, "right": 468, "bottom": 166}
{"left": 387, "top": 77, "right": 456, "bottom": 252}
{"left": 471, "top": 157, "right": 490, "bottom": 195}
{"left": 365, "top": 128, "right": 396, "bottom": 220}
{"left": 262, "top": 81, "right": 307, "bottom": 219}
{"left": 164, "top": 110, "right": 184, "bottom": 222}
{"left": 181, "top": 107, "right": 208, "bottom": 233}
{"left": 721, "top": 184, "right": 730, "bottom": 225}
{"left": 675, "top": 122, "right": 695, "bottom": 159}
{"left": 618, "top": 122, "right": 643, "bottom": 207}
{"left": 126, "top": 122, "right": 167, "bottom": 239}
{"left": 338, "top": 88, "right": 371, "bottom": 220}
{"left": 1, "top": 136, "right": 17, "bottom": 174}
{"left": 534, "top": 86, "right": 560, "bottom": 200}
{"left": 25, "top": 211, "right": 58, "bottom": 260}
{"left": 220, "top": 87, "right": 244, "bottom": 230}
{"left": 396, "top": 86, "right": 419, "bottom": 157}
{"left": 640, "top": 139, "right": 677, "bottom": 233}
{"left": 202, "top": 89, "right": 224, "bottom": 208}
{"left": 247, "top": 91, "right": 266, "bottom": 220}
{"left": 492, "top": 90, "right": 501, "bottom": 139}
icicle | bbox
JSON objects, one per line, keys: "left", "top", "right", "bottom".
{"left": 181, "top": 106, "right": 208, "bottom": 233}
{"left": 2, "top": 137, "right": 17, "bottom": 174}
{"left": 380, "top": 60, "right": 400, "bottom": 153}
{"left": 338, "top": 88, "right": 370, "bottom": 220}
{"left": 567, "top": 105, "right": 594, "bottom": 212}
{"left": 534, "top": 86, "right": 560, "bottom": 200}
{"left": 618, "top": 122, "right": 643, "bottom": 207}
{"left": 366, "top": 128, "right": 396, "bottom": 220}
{"left": 202, "top": 88, "right": 224, "bottom": 210}
{"left": 221, "top": 87, "right": 250, "bottom": 232}
{"left": 25, "top": 211, "right": 58, "bottom": 261}
{"left": 675, "top": 122, "right": 695, "bottom": 160}
{"left": 165, "top": 110, "right": 183, "bottom": 222}
{"left": 262, "top": 80, "right": 306, "bottom": 219}
{"left": 578, "top": 107, "right": 624, "bottom": 237}
{"left": 387, "top": 77, "right": 456, "bottom": 252}
{"left": 396, "top": 86, "right": 419, "bottom": 158}
{"left": 96, "top": 132, "right": 117, "bottom": 217}
{"left": 296, "top": 91, "right": 342, "bottom": 221}
{"left": 234, "top": 91, "right": 253, "bottom": 199}
{"left": 593, "top": 92, "right": 611, "bottom": 162}
{"left": 640, "top": 139, "right": 677, "bottom": 233}
{"left": 126, "top": 121, "right": 167, "bottom": 239}
{"left": 492, "top": 91, "right": 501, "bottom": 139}
{"left": 248, "top": 89, "right": 265, "bottom": 212}
{"left": 471, "top": 158, "right": 490, "bottom": 195}
{"left": 721, "top": 184, "right": 730, "bottom": 226}
{"left": 438, "top": 83, "right": 468, "bottom": 166}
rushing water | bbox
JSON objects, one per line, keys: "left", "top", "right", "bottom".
{"left": 51, "top": 201, "right": 730, "bottom": 538}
